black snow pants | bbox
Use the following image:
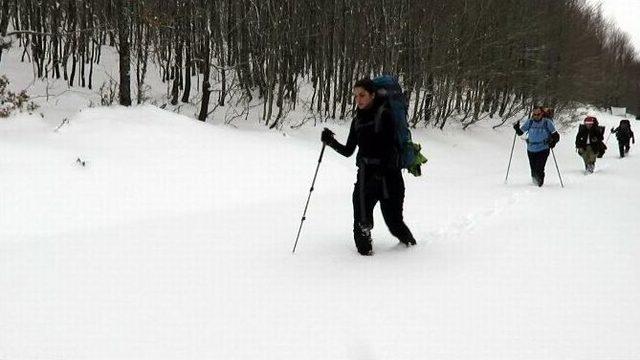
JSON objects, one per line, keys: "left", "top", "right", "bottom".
{"left": 352, "top": 165, "right": 415, "bottom": 254}
{"left": 527, "top": 148, "right": 550, "bottom": 186}
{"left": 618, "top": 140, "right": 631, "bottom": 157}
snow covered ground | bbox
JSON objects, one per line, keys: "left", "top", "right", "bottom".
{"left": 2, "top": 50, "right": 640, "bottom": 359}
{"left": 2, "top": 104, "right": 639, "bottom": 359}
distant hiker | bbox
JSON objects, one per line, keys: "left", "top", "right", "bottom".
{"left": 513, "top": 106, "right": 560, "bottom": 186}
{"left": 321, "top": 77, "right": 417, "bottom": 256}
{"left": 611, "top": 119, "right": 635, "bottom": 158}
{"left": 575, "top": 116, "right": 606, "bottom": 173}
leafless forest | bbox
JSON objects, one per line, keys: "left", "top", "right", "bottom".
{"left": 1, "top": 0, "right": 639, "bottom": 128}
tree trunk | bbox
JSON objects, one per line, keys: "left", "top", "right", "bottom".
{"left": 181, "top": 35, "right": 191, "bottom": 103}
{"left": 0, "top": 0, "right": 10, "bottom": 63}
{"left": 197, "top": 6, "right": 211, "bottom": 121}
{"left": 171, "top": 37, "right": 183, "bottom": 105}
{"left": 117, "top": 0, "right": 131, "bottom": 106}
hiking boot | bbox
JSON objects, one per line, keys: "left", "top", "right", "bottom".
{"left": 356, "top": 225, "right": 373, "bottom": 255}
{"left": 358, "top": 222, "right": 372, "bottom": 237}
{"left": 359, "top": 249, "right": 374, "bottom": 256}
{"left": 531, "top": 176, "right": 543, "bottom": 187}
{"left": 357, "top": 239, "right": 373, "bottom": 255}
{"left": 399, "top": 237, "right": 417, "bottom": 247}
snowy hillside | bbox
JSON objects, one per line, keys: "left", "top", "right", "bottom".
{"left": 1, "top": 102, "right": 639, "bottom": 359}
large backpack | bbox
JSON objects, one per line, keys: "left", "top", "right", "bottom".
{"left": 616, "top": 119, "right": 632, "bottom": 140}
{"left": 597, "top": 125, "right": 607, "bottom": 157}
{"left": 372, "top": 75, "right": 426, "bottom": 176}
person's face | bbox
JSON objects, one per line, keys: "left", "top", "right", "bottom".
{"left": 532, "top": 109, "right": 543, "bottom": 120}
{"left": 353, "top": 87, "right": 375, "bottom": 109}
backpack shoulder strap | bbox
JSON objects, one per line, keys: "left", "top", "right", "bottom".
{"left": 544, "top": 118, "right": 554, "bottom": 135}
{"left": 374, "top": 104, "right": 386, "bottom": 133}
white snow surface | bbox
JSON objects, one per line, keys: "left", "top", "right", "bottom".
{"left": 1, "top": 104, "right": 639, "bottom": 359}
{"left": 1, "top": 50, "right": 639, "bottom": 359}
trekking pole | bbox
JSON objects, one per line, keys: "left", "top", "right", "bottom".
{"left": 550, "top": 148, "right": 564, "bottom": 188}
{"left": 292, "top": 138, "right": 329, "bottom": 254}
{"left": 504, "top": 131, "right": 517, "bottom": 183}
{"left": 605, "top": 131, "right": 612, "bottom": 145}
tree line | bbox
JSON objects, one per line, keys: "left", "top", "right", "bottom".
{"left": 1, "top": 0, "right": 639, "bottom": 129}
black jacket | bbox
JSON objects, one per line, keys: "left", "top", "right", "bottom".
{"left": 575, "top": 124, "right": 605, "bottom": 149}
{"left": 329, "top": 101, "right": 399, "bottom": 169}
{"left": 612, "top": 126, "right": 635, "bottom": 143}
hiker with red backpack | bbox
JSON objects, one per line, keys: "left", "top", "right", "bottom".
{"left": 512, "top": 106, "right": 561, "bottom": 186}
{"left": 575, "top": 116, "right": 606, "bottom": 173}
{"left": 611, "top": 119, "right": 635, "bottom": 158}
{"left": 321, "top": 77, "right": 425, "bottom": 256}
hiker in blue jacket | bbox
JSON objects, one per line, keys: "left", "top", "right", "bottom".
{"left": 513, "top": 106, "right": 560, "bottom": 186}
{"left": 321, "top": 78, "right": 416, "bottom": 256}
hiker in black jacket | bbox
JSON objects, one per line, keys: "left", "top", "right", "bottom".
{"left": 611, "top": 119, "right": 635, "bottom": 158}
{"left": 321, "top": 78, "right": 416, "bottom": 256}
{"left": 575, "top": 116, "right": 606, "bottom": 173}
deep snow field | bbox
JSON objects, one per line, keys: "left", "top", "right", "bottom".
{"left": 1, "top": 48, "right": 639, "bottom": 359}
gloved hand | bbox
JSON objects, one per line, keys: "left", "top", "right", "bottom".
{"left": 611, "top": 127, "right": 615, "bottom": 133}
{"left": 548, "top": 132, "right": 560, "bottom": 148}
{"left": 513, "top": 122, "right": 523, "bottom": 136}
{"left": 321, "top": 128, "right": 335, "bottom": 144}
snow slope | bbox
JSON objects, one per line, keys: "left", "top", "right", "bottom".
{"left": 1, "top": 103, "right": 639, "bottom": 359}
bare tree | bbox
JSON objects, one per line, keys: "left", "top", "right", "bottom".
{"left": 4, "top": 0, "right": 640, "bottom": 126}
{"left": 117, "top": 0, "right": 132, "bottom": 106}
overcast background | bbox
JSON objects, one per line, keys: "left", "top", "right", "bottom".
{"left": 590, "top": 0, "right": 640, "bottom": 57}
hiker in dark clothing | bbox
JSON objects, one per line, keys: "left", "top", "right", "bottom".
{"left": 575, "top": 116, "right": 606, "bottom": 173}
{"left": 513, "top": 106, "right": 560, "bottom": 186}
{"left": 321, "top": 78, "right": 416, "bottom": 256}
{"left": 611, "top": 119, "right": 635, "bottom": 158}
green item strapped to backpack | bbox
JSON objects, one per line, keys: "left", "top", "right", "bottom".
{"left": 407, "top": 142, "right": 428, "bottom": 176}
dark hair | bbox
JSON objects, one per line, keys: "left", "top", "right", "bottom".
{"left": 353, "top": 78, "right": 377, "bottom": 94}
